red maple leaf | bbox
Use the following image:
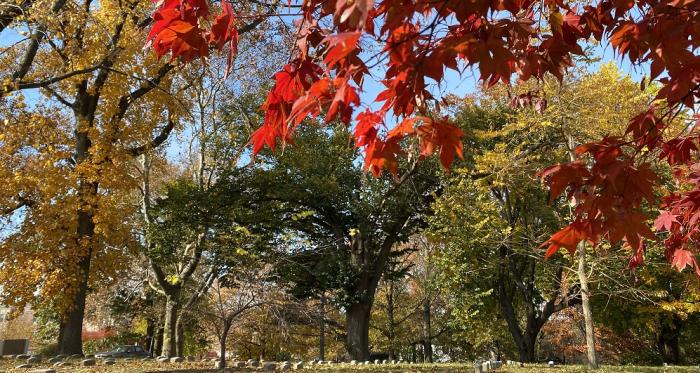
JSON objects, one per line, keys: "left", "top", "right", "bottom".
{"left": 209, "top": 0, "right": 239, "bottom": 78}
{"left": 654, "top": 210, "right": 679, "bottom": 232}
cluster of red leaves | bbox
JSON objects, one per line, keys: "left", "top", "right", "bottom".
{"left": 536, "top": 0, "right": 700, "bottom": 276}
{"left": 145, "top": 0, "right": 700, "bottom": 276}
{"left": 147, "top": 0, "right": 238, "bottom": 76}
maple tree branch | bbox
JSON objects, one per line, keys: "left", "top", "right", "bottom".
{"left": 1, "top": 196, "right": 32, "bottom": 216}
{"left": 10, "top": 0, "right": 67, "bottom": 81}
{"left": 42, "top": 86, "right": 76, "bottom": 109}
{"left": 4, "top": 63, "right": 103, "bottom": 93}
{"left": 113, "top": 63, "right": 175, "bottom": 122}
{"left": 0, "top": 0, "right": 33, "bottom": 33}
{"left": 182, "top": 265, "right": 218, "bottom": 310}
{"left": 149, "top": 258, "right": 174, "bottom": 293}
{"left": 127, "top": 119, "right": 176, "bottom": 156}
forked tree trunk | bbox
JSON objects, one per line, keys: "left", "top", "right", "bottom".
{"left": 346, "top": 301, "right": 372, "bottom": 361}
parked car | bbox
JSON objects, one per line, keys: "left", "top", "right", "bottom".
{"left": 95, "top": 345, "right": 151, "bottom": 358}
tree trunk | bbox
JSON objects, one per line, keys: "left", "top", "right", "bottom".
{"left": 578, "top": 243, "right": 598, "bottom": 369}
{"left": 319, "top": 294, "right": 326, "bottom": 361}
{"left": 657, "top": 316, "right": 682, "bottom": 364}
{"left": 218, "top": 319, "right": 232, "bottom": 370}
{"left": 421, "top": 297, "right": 432, "bottom": 363}
{"left": 146, "top": 318, "right": 155, "bottom": 354}
{"left": 57, "top": 241, "right": 92, "bottom": 355}
{"left": 386, "top": 283, "right": 395, "bottom": 361}
{"left": 346, "top": 301, "right": 372, "bottom": 361}
{"left": 175, "top": 315, "right": 185, "bottom": 357}
{"left": 162, "top": 296, "right": 180, "bottom": 357}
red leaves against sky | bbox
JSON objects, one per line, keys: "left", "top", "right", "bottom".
{"left": 145, "top": 0, "right": 700, "bottom": 277}
{"left": 147, "top": 0, "right": 238, "bottom": 72}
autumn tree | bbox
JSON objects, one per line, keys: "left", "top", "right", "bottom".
{"left": 429, "top": 64, "right": 657, "bottom": 362}
{"left": 144, "top": 0, "right": 700, "bottom": 285}
{"left": 246, "top": 124, "right": 444, "bottom": 360}
{"left": 0, "top": 0, "right": 277, "bottom": 355}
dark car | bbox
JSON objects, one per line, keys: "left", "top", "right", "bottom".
{"left": 95, "top": 345, "right": 151, "bottom": 359}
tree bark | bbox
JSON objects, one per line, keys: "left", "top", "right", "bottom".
{"left": 386, "top": 283, "right": 395, "bottom": 361}
{"left": 421, "top": 297, "right": 433, "bottom": 363}
{"left": 319, "top": 293, "right": 326, "bottom": 361}
{"left": 578, "top": 243, "right": 598, "bottom": 369}
{"left": 175, "top": 315, "right": 184, "bottom": 357}
{"left": 346, "top": 300, "right": 372, "bottom": 361}
{"left": 57, "top": 249, "right": 91, "bottom": 355}
{"left": 162, "top": 296, "right": 180, "bottom": 357}
{"left": 153, "top": 325, "right": 163, "bottom": 356}
{"left": 218, "top": 319, "right": 232, "bottom": 370}
{"left": 657, "top": 315, "right": 682, "bottom": 364}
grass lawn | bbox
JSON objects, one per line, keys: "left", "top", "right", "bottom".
{"left": 0, "top": 359, "right": 698, "bottom": 372}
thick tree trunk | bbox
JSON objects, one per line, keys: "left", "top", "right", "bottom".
{"left": 58, "top": 205, "right": 94, "bottom": 355}
{"left": 175, "top": 315, "right": 185, "bottom": 357}
{"left": 319, "top": 294, "right": 326, "bottom": 361}
{"left": 346, "top": 301, "right": 372, "bottom": 361}
{"left": 57, "top": 257, "right": 89, "bottom": 354}
{"left": 578, "top": 244, "right": 598, "bottom": 369}
{"left": 657, "top": 316, "right": 682, "bottom": 364}
{"left": 421, "top": 298, "right": 432, "bottom": 363}
{"left": 162, "top": 296, "right": 180, "bottom": 357}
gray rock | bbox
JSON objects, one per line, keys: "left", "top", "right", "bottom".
{"left": 47, "top": 357, "right": 63, "bottom": 364}
{"left": 280, "top": 363, "right": 292, "bottom": 371}
{"left": 16, "top": 354, "right": 30, "bottom": 360}
{"left": 248, "top": 359, "right": 259, "bottom": 368}
{"left": 28, "top": 370, "right": 56, "bottom": 373}
{"left": 382, "top": 360, "right": 388, "bottom": 364}
{"left": 293, "top": 361, "right": 304, "bottom": 370}
{"left": 350, "top": 360, "right": 357, "bottom": 365}
{"left": 104, "top": 359, "right": 116, "bottom": 365}
{"left": 53, "top": 362, "right": 70, "bottom": 367}
{"left": 170, "top": 357, "right": 184, "bottom": 363}
{"left": 374, "top": 359, "right": 380, "bottom": 364}
{"left": 391, "top": 360, "right": 397, "bottom": 365}
{"left": 81, "top": 358, "right": 96, "bottom": 366}
{"left": 26, "top": 357, "right": 41, "bottom": 364}
{"left": 261, "top": 361, "right": 276, "bottom": 371}
{"left": 548, "top": 361, "right": 555, "bottom": 368}
{"left": 70, "top": 354, "right": 83, "bottom": 359}
{"left": 15, "top": 364, "right": 32, "bottom": 369}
